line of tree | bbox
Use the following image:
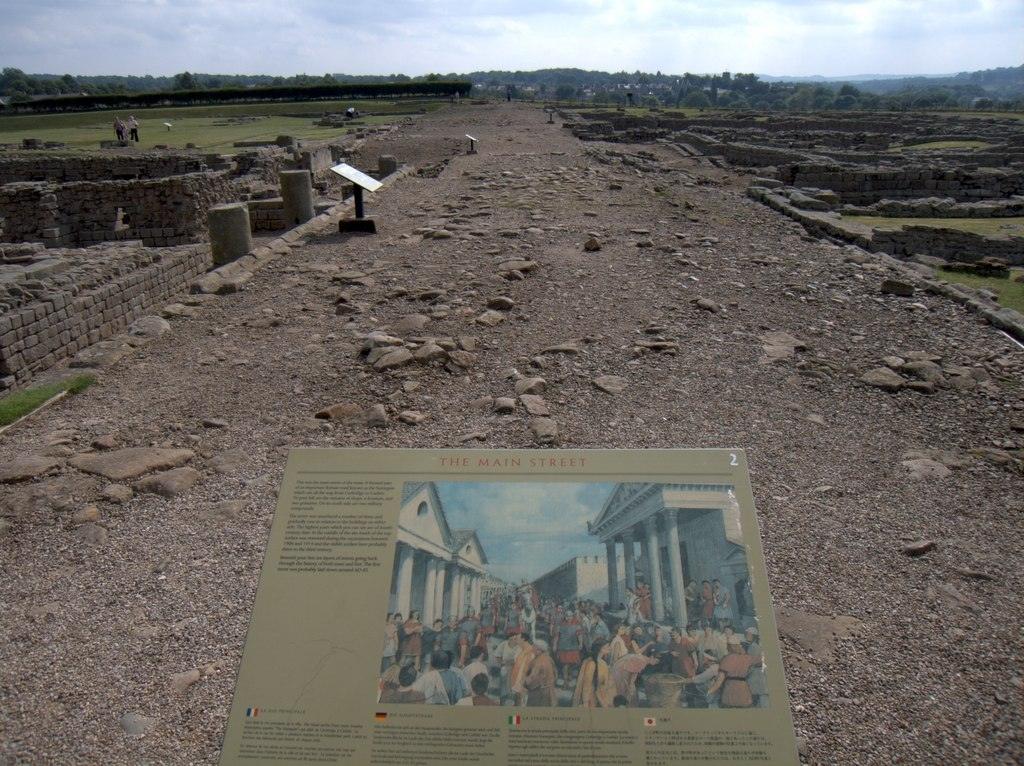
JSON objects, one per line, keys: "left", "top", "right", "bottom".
{"left": 3, "top": 79, "right": 472, "bottom": 114}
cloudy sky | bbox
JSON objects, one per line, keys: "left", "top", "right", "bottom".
{"left": 4, "top": 0, "right": 1021, "bottom": 78}
{"left": 435, "top": 481, "right": 614, "bottom": 584}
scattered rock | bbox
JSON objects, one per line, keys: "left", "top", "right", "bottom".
{"left": 487, "top": 296, "right": 516, "bottom": 310}
{"left": 102, "top": 484, "right": 133, "bottom": 504}
{"left": 73, "top": 505, "right": 100, "bottom": 524}
{"left": 881, "top": 278, "right": 915, "bottom": 297}
{"left": 519, "top": 394, "right": 550, "bottom": 416}
{"left": 902, "top": 458, "right": 951, "bottom": 481}
{"left": 398, "top": 410, "right": 428, "bottom": 425}
{"left": 476, "top": 310, "right": 506, "bottom": 327}
{"left": 202, "top": 418, "right": 228, "bottom": 429}
{"left": 170, "top": 669, "right": 201, "bottom": 694}
{"left": 135, "top": 467, "right": 201, "bottom": 498}
{"left": 759, "top": 331, "right": 807, "bottom": 363}
{"left": 447, "top": 350, "right": 477, "bottom": 369}
{"left": 365, "top": 404, "right": 388, "bottom": 428}
{"left": 860, "top": 367, "right": 905, "bottom": 392}
{"left": 0, "top": 456, "right": 61, "bottom": 484}
{"left": 540, "top": 340, "right": 581, "bottom": 355}
{"left": 694, "top": 297, "right": 721, "bottom": 313}
{"left": 583, "top": 237, "right": 601, "bottom": 252}
{"left": 91, "top": 434, "right": 117, "bottom": 450}
{"left": 316, "top": 402, "right": 364, "bottom": 421}
{"left": 129, "top": 315, "right": 171, "bottom": 338}
{"left": 74, "top": 523, "right": 108, "bottom": 546}
{"left": 902, "top": 540, "right": 937, "bottom": 557}
{"left": 413, "top": 343, "right": 448, "bottom": 363}
{"left": 392, "top": 314, "right": 430, "bottom": 335}
{"left": 373, "top": 348, "right": 414, "bottom": 371}
{"left": 208, "top": 449, "right": 246, "bottom": 474}
{"left": 69, "top": 448, "right": 194, "bottom": 481}
{"left": 119, "top": 712, "right": 156, "bottom": 737}
{"left": 514, "top": 377, "right": 547, "bottom": 395}
{"left": 459, "top": 430, "right": 488, "bottom": 442}
{"left": 204, "top": 500, "right": 246, "bottom": 520}
{"left": 493, "top": 397, "right": 516, "bottom": 414}
{"left": 529, "top": 417, "right": 559, "bottom": 444}
{"left": 593, "top": 375, "right": 627, "bottom": 394}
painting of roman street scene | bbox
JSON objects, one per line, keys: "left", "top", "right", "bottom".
{"left": 376, "top": 481, "right": 767, "bottom": 710}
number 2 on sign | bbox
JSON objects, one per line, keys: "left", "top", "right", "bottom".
{"left": 729, "top": 453, "right": 739, "bottom": 466}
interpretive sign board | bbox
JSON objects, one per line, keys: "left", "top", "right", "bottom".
{"left": 329, "top": 162, "right": 383, "bottom": 192}
{"left": 220, "top": 448, "right": 798, "bottom": 765}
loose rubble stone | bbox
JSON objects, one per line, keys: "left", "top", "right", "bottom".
{"left": 902, "top": 540, "right": 937, "bottom": 557}
{"left": 69, "top": 448, "right": 194, "bottom": 481}
{"left": 476, "top": 310, "right": 506, "bottom": 327}
{"left": 447, "top": 350, "right": 477, "bottom": 368}
{"left": 902, "top": 458, "right": 952, "bottom": 481}
{"left": 0, "top": 456, "right": 61, "bottom": 483}
{"left": 398, "top": 410, "right": 428, "bottom": 425}
{"left": 486, "top": 296, "right": 516, "bottom": 310}
{"left": 74, "top": 523, "right": 108, "bottom": 546}
{"left": 169, "top": 669, "right": 201, "bottom": 694}
{"left": 73, "top": 505, "right": 100, "bottom": 524}
{"left": 529, "top": 417, "right": 559, "bottom": 444}
{"left": 519, "top": 394, "right": 550, "bottom": 416}
{"left": 583, "top": 237, "right": 602, "bottom": 252}
{"left": 593, "top": 375, "right": 627, "bottom": 394}
{"left": 413, "top": 343, "right": 448, "bottom": 363}
{"left": 514, "top": 377, "right": 547, "bottom": 395}
{"left": 373, "top": 348, "right": 414, "bottom": 371}
{"left": 119, "top": 713, "right": 156, "bottom": 737}
{"left": 365, "top": 404, "right": 388, "bottom": 427}
{"left": 860, "top": 367, "right": 905, "bottom": 392}
{"left": 101, "top": 484, "right": 133, "bottom": 504}
{"left": 202, "top": 418, "right": 228, "bottom": 429}
{"left": 315, "top": 402, "right": 364, "bottom": 422}
{"left": 134, "top": 467, "right": 201, "bottom": 498}
{"left": 881, "top": 278, "right": 915, "bottom": 297}
{"left": 204, "top": 500, "right": 246, "bottom": 520}
{"left": 128, "top": 315, "right": 171, "bottom": 338}
{"left": 493, "top": 397, "right": 516, "bottom": 413}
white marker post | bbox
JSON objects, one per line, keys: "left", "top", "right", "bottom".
{"left": 330, "top": 162, "right": 383, "bottom": 234}
{"left": 163, "top": 122, "right": 173, "bottom": 132}
{"left": 465, "top": 134, "right": 477, "bottom": 154}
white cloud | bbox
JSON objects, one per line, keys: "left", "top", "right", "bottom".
{"left": 2, "top": 0, "right": 1021, "bottom": 77}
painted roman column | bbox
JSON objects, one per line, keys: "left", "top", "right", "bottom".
{"left": 645, "top": 517, "right": 665, "bottom": 621}
{"left": 433, "top": 561, "right": 447, "bottom": 620}
{"left": 622, "top": 531, "right": 637, "bottom": 590}
{"left": 423, "top": 556, "right": 438, "bottom": 624}
{"left": 396, "top": 543, "right": 415, "bottom": 619}
{"left": 605, "top": 540, "right": 620, "bottom": 607}
{"left": 663, "top": 509, "right": 687, "bottom": 627}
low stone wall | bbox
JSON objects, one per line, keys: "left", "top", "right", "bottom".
{"left": 748, "top": 185, "right": 1024, "bottom": 266}
{"left": 247, "top": 197, "right": 287, "bottom": 231}
{"left": 0, "top": 172, "right": 238, "bottom": 248}
{"left": 0, "top": 153, "right": 208, "bottom": 184}
{"left": 0, "top": 241, "right": 211, "bottom": 390}
{"left": 776, "top": 162, "right": 1024, "bottom": 204}
{"left": 843, "top": 197, "right": 1024, "bottom": 218}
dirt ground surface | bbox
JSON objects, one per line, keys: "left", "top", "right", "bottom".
{"left": 1, "top": 102, "right": 1022, "bottom": 765}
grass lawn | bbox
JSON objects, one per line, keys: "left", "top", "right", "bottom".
{"left": 0, "top": 98, "right": 445, "bottom": 153}
{"left": 887, "top": 140, "right": 994, "bottom": 152}
{"left": 0, "top": 373, "right": 95, "bottom": 427}
{"left": 841, "top": 215, "right": 1024, "bottom": 239}
{"left": 935, "top": 267, "right": 1024, "bottom": 313}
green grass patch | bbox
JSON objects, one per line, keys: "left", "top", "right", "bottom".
{"left": 0, "top": 374, "right": 96, "bottom": 427}
{"left": 935, "top": 267, "right": 1024, "bottom": 313}
{"left": 0, "top": 99, "right": 444, "bottom": 153}
{"left": 841, "top": 215, "right": 1024, "bottom": 239}
{"left": 887, "top": 139, "right": 994, "bottom": 152}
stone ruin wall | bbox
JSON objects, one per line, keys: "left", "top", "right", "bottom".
{"left": 775, "top": 163, "right": 1024, "bottom": 204}
{"left": 0, "top": 171, "right": 239, "bottom": 248}
{"left": 0, "top": 153, "right": 210, "bottom": 183}
{"left": 0, "top": 242, "right": 211, "bottom": 391}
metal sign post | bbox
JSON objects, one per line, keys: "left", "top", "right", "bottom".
{"left": 546, "top": 109, "right": 555, "bottom": 124}
{"left": 330, "top": 162, "right": 383, "bottom": 234}
{"left": 465, "top": 134, "right": 477, "bottom": 154}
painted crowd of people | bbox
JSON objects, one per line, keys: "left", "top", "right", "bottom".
{"left": 377, "top": 581, "right": 766, "bottom": 709}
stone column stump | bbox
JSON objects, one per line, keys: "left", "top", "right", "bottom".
{"left": 207, "top": 203, "right": 253, "bottom": 266}
{"left": 279, "top": 170, "right": 314, "bottom": 226}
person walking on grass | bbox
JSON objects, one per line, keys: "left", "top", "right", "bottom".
{"left": 127, "top": 116, "right": 140, "bottom": 143}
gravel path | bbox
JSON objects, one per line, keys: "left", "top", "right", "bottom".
{"left": 1, "top": 102, "right": 1021, "bottom": 765}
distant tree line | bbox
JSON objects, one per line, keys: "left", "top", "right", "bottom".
{"left": 2, "top": 79, "right": 472, "bottom": 114}
{"left": 3, "top": 64, "right": 1022, "bottom": 112}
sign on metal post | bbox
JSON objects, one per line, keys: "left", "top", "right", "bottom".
{"left": 465, "top": 134, "right": 477, "bottom": 154}
{"left": 330, "top": 162, "right": 380, "bottom": 234}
